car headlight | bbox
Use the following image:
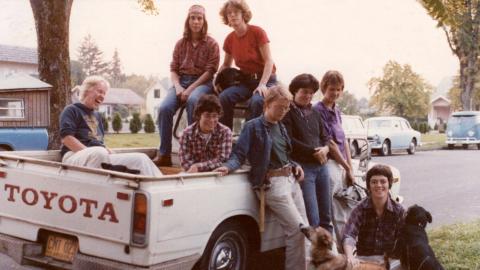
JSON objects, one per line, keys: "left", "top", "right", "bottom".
{"left": 373, "top": 135, "right": 380, "bottom": 143}
{"left": 447, "top": 130, "right": 452, "bottom": 137}
{"left": 468, "top": 130, "right": 475, "bottom": 137}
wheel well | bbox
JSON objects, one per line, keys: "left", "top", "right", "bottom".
{"left": 383, "top": 139, "right": 390, "bottom": 146}
{"left": 0, "top": 144, "right": 13, "bottom": 151}
{"left": 412, "top": 137, "right": 417, "bottom": 145}
{"left": 220, "top": 215, "right": 261, "bottom": 252}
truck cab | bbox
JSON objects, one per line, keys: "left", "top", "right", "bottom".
{"left": 446, "top": 111, "right": 480, "bottom": 149}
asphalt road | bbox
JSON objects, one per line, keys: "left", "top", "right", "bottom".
{"left": 371, "top": 148, "right": 480, "bottom": 228}
{"left": 1, "top": 149, "right": 479, "bottom": 269}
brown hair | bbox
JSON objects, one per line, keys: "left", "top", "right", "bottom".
{"left": 288, "top": 73, "right": 319, "bottom": 96}
{"left": 263, "top": 84, "right": 292, "bottom": 107}
{"left": 183, "top": 5, "right": 208, "bottom": 40}
{"left": 193, "top": 94, "right": 223, "bottom": 121}
{"left": 366, "top": 164, "right": 393, "bottom": 190}
{"left": 219, "top": 0, "right": 253, "bottom": 25}
{"left": 320, "top": 70, "right": 344, "bottom": 94}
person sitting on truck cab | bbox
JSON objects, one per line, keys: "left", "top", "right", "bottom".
{"left": 179, "top": 94, "right": 232, "bottom": 173}
{"left": 342, "top": 164, "right": 405, "bottom": 269}
{"left": 215, "top": 85, "right": 310, "bottom": 270}
{"left": 60, "top": 75, "right": 162, "bottom": 176}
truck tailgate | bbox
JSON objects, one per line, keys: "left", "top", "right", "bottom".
{"left": 0, "top": 158, "right": 135, "bottom": 245}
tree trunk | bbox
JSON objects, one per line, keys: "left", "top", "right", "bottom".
{"left": 30, "top": 0, "right": 73, "bottom": 150}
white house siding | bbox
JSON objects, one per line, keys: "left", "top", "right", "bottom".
{"left": 0, "top": 62, "right": 37, "bottom": 77}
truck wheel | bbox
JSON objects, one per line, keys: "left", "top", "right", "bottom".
{"left": 448, "top": 144, "right": 454, "bottom": 150}
{"left": 462, "top": 144, "right": 469, "bottom": 149}
{"left": 198, "top": 222, "right": 250, "bottom": 270}
{"left": 380, "top": 140, "right": 391, "bottom": 156}
{"left": 477, "top": 144, "right": 480, "bottom": 150}
{"left": 0, "top": 146, "right": 11, "bottom": 151}
{"left": 407, "top": 139, "right": 416, "bottom": 155}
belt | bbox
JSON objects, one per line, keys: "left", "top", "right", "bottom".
{"left": 266, "top": 166, "right": 292, "bottom": 179}
{"left": 243, "top": 72, "right": 263, "bottom": 80}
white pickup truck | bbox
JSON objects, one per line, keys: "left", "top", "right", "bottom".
{"left": 0, "top": 147, "right": 401, "bottom": 270}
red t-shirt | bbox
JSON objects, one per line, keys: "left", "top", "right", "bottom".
{"left": 223, "top": 25, "right": 276, "bottom": 75}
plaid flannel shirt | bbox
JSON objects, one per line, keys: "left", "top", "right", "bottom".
{"left": 179, "top": 122, "right": 232, "bottom": 172}
{"left": 342, "top": 196, "right": 405, "bottom": 256}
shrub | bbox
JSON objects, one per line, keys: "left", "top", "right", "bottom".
{"left": 143, "top": 114, "right": 156, "bottom": 133}
{"left": 100, "top": 113, "right": 109, "bottom": 132}
{"left": 129, "top": 112, "right": 142, "bottom": 134}
{"left": 112, "top": 113, "right": 123, "bottom": 134}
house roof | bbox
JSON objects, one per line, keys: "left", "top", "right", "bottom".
{"left": 105, "top": 88, "right": 144, "bottom": 105}
{"left": 0, "top": 73, "right": 51, "bottom": 91}
{"left": 0, "top": 44, "right": 38, "bottom": 65}
{"left": 430, "top": 95, "right": 451, "bottom": 104}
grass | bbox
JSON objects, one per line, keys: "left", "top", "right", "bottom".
{"left": 420, "top": 132, "right": 446, "bottom": 150}
{"left": 104, "top": 133, "right": 158, "bottom": 148}
{"left": 429, "top": 220, "right": 480, "bottom": 270}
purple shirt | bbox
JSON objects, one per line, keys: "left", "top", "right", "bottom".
{"left": 342, "top": 197, "right": 405, "bottom": 256}
{"left": 313, "top": 101, "right": 347, "bottom": 160}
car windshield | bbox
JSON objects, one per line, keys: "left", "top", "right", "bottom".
{"left": 366, "top": 120, "right": 391, "bottom": 129}
{"left": 448, "top": 115, "right": 478, "bottom": 126}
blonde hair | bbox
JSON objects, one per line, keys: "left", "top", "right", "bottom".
{"left": 79, "top": 75, "right": 110, "bottom": 101}
{"left": 219, "top": 0, "right": 253, "bottom": 25}
{"left": 264, "top": 84, "right": 292, "bottom": 107}
{"left": 320, "top": 70, "right": 344, "bottom": 94}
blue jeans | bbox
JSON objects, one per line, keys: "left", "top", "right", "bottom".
{"left": 157, "top": 75, "right": 212, "bottom": 155}
{"left": 299, "top": 163, "right": 333, "bottom": 233}
{"left": 219, "top": 75, "right": 277, "bottom": 129}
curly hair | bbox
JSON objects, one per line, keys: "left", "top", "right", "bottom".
{"left": 288, "top": 73, "right": 320, "bottom": 96}
{"left": 219, "top": 0, "right": 253, "bottom": 25}
{"left": 79, "top": 75, "right": 110, "bottom": 102}
{"left": 193, "top": 94, "right": 223, "bottom": 121}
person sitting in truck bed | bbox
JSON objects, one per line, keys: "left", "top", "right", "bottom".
{"left": 215, "top": 85, "right": 310, "bottom": 270}
{"left": 60, "top": 75, "right": 162, "bottom": 176}
{"left": 179, "top": 94, "right": 232, "bottom": 173}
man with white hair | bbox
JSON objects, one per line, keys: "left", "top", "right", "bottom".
{"left": 60, "top": 75, "right": 162, "bottom": 176}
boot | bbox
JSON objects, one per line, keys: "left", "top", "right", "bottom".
{"left": 152, "top": 151, "right": 172, "bottom": 166}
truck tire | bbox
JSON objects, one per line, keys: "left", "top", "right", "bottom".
{"left": 380, "top": 140, "right": 391, "bottom": 156}
{"left": 448, "top": 144, "right": 454, "bottom": 150}
{"left": 407, "top": 139, "right": 416, "bottom": 155}
{"left": 198, "top": 222, "right": 250, "bottom": 270}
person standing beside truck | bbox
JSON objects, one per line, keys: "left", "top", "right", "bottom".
{"left": 179, "top": 94, "right": 232, "bottom": 173}
{"left": 152, "top": 4, "right": 220, "bottom": 166}
{"left": 282, "top": 74, "right": 332, "bottom": 234}
{"left": 313, "top": 70, "right": 355, "bottom": 245}
{"left": 215, "top": 85, "right": 310, "bottom": 270}
{"left": 60, "top": 75, "right": 162, "bottom": 176}
{"left": 217, "top": 0, "right": 277, "bottom": 129}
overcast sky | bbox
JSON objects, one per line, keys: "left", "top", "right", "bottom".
{"left": 0, "top": 0, "right": 457, "bottom": 98}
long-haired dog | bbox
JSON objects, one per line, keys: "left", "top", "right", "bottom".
{"left": 391, "top": 205, "right": 444, "bottom": 270}
{"left": 213, "top": 67, "right": 244, "bottom": 93}
{"left": 304, "top": 226, "right": 350, "bottom": 270}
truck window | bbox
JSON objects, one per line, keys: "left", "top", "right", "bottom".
{"left": 0, "top": 98, "right": 25, "bottom": 119}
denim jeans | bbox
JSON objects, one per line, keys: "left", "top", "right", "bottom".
{"left": 218, "top": 75, "right": 277, "bottom": 129}
{"left": 157, "top": 75, "right": 212, "bottom": 155}
{"left": 299, "top": 162, "right": 333, "bottom": 234}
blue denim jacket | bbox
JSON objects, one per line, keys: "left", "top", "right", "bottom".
{"left": 224, "top": 115, "right": 297, "bottom": 188}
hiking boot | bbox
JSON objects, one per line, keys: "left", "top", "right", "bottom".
{"left": 152, "top": 153, "right": 172, "bottom": 166}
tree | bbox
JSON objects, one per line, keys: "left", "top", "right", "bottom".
{"left": 100, "top": 112, "right": 109, "bottom": 133}
{"left": 30, "top": 0, "right": 156, "bottom": 148}
{"left": 108, "top": 49, "right": 125, "bottom": 87}
{"left": 337, "top": 91, "right": 359, "bottom": 115}
{"left": 448, "top": 73, "right": 480, "bottom": 110}
{"left": 77, "top": 34, "right": 109, "bottom": 77}
{"left": 70, "top": 60, "right": 86, "bottom": 87}
{"left": 143, "top": 114, "right": 156, "bottom": 133}
{"left": 368, "top": 61, "right": 432, "bottom": 121}
{"left": 129, "top": 113, "right": 142, "bottom": 134}
{"left": 30, "top": 0, "right": 73, "bottom": 150}
{"left": 112, "top": 113, "right": 123, "bottom": 134}
{"left": 119, "top": 74, "right": 156, "bottom": 97}
{"left": 419, "top": 0, "right": 480, "bottom": 110}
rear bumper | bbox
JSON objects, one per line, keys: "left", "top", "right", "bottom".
{"left": 0, "top": 233, "right": 200, "bottom": 270}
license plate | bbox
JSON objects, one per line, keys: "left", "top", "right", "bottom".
{"left": 44, "top": 234, "right": 78, "bottom": 262}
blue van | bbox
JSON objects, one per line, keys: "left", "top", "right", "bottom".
{"left": 446, "top": 111, "right": 480, "bottom": 149}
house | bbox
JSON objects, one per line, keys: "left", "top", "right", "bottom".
{"left": 0, "top": 44, "right": 38, "bottom": 77}
{"left": 144, "top": 77, "right": 170, "bottom": 120}
{"left": 428, "top": 95, "right": 451, "bottom": 128}
{"left": 71, "top": 86, "right": 144, "bottom": 119}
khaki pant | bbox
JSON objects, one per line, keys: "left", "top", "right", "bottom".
{"left": 327, "top": 160, "right": 353, "bottom": 247}
{"left": 257, "top": 175, "right": 309, "bottom": 270}
{"left": 62, "top": 146, "right": 162, "bottom": 176}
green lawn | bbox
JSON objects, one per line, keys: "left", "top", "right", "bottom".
{"left": 420, "top": 132, "right": 446, "bottom": 150}
{"left": 105, "top": 133, "right": 158, "bottom": 148}
{"left": 429, "top": 220, "right": 480, "bottom": 269}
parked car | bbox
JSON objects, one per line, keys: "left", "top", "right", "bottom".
{"left": 365, "top": 116, "right": 421, "bottom": 156}
{"left": 341, "top": 115, "right": 370, "bottom": 158}
{"left": 446, "top": 111, "right": 480, "bottom": 149}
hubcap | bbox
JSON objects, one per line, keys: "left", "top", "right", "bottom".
{"left": 382, "top": 143, "right": 388, "bottom": 155}
{"left": 209, "top": 232, "right": 244, "bottom": 270}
